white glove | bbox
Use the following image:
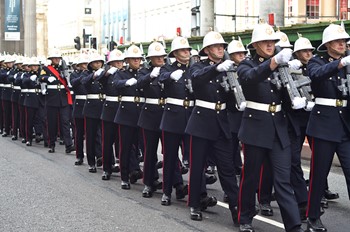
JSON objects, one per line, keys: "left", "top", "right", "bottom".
{"left": 45, "top": 59, "right": 52, "bottom": 66}
{"left": 107, "top": 67, "right": 118, "bottom": 75}
{"left": 125, "top": 77, "right": 137, "bottom": 86}
{"left": 340, "top": 55, "right": 350, "bottom": 66}
{"left": 48, "top": 76, "right": 56, "bottom": 83}
{"left": 292, "top": 97, "right": 306, "bottom": 110}
{"left": 150, "top": 67, "right": 161, "bottom": 79}
{"left": 30, "top": 75, "right": 37, "bottom": 81}
{"left": 216, "top": 60, "right": 234, "bottom": 72}
{"left": 288, "top": 59, "right": 302, "bottom": 70}
{"left": 274, "top": 48, "right": 293, "bottom": 65}
{"left": 304, "top": 101, "right": 315, "bottom": 111}
{"left": 236, "top": 102, "right": 247, "bottom": 112}
{"left": 95, "top": 68, "right": 104, "bottom": 76}
{"left": 170, "top": 69, "right": 183, "bottom": 81}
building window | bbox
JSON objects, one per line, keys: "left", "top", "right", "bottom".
{"left": 306, "top": 0, "right": 319, "bottom": 19}
{"left": 287, "top": 0, "right": 293, "bottom": 17}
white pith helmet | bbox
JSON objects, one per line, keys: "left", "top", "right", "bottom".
{"left": 4, "top": 54, "right": 16, "bottom": 63}
{"left": 293, "top": 34, "right": 315, "bottom": 53}
{"left": 247, "top": 23, "right": 280, "bottom": 49}
{"left": 29, "top": 57, "right": 41, "bottom": 66}
{"left": 47, "top": 48, "right": 62, "bottom": 59}
{"left": 168, "top": 36, "right": 192, "bottom": 57}
{"left": 15, "top": 56, "right": 24, "bottom": 64}
{"left": 146, "top": 41, "right": 166, "bottom": 58}
{"left": 22, "top": 57, "right": 31, "bottom": 66}
{"left": 190, "top": 49, "right": 200, "bottom": 57}
{"left": 199, "top": 31, "right": 227, "bottom": 56}
{"left": 275, "top": 30, "right": 293, "bottom": 48}
{"left": 227, "top": 37, "right": 248, "bottom": 54}
{"left": 107, "top": 49, "right": 125, "bottom": 64}
{"left": 77, "top": 54, "right": 90, "bottom": 65}
{"left": 125, "top": 44, "right": 143, "bottom": 59}
{"left": 317, "top": 23, "right": 350, "bottom": 51}
{"left": 87, "top": 52, "right": 105, "bottom": 66}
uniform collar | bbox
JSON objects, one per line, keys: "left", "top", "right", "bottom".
{"left": 322, "top": 53, "right": 341, "bottom": 62}
{"left": 203, "top": 58, "right": 218, "bottom": 66}
{"left": 253, "top": 54, "right": 268, "bottom": 63}
{"left": 173, "top": 61, "right": 188, "bottom": 70}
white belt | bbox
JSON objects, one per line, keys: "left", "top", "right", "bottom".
{"left": 21, "top": 89, "right": 28, "bottom": 93}
{"left": 47, "top": 85, "right": 65, "bottom": 89}
{"left": 120, "top": 96, "right": 145, "bottom": 103}
{"left": 145, "top": 98, "right": 166, "bottom": 105}
{"left": 75, "top": 95, "right": 86, "bottom": 100}
{"left": 86, "top": 94, "right": 106, "bottom": 100}
{"left": 166, "top": 97, "right": 194, "bottom": 107}
{"left": 246, "top": 101, "right": 282, "bottom": 113}
{"left": 315, "top": 98, "right": 347, "bottom": 107}
{"left": 105, "top": 96, "right": 120, "bottom": 102}
{"left": 27, "top": 89, "right": 41, "bottom": 93}
{"left": 3, "top": 84, "right": 11, "bottom": 88}
{"left": 0, "top": 84, "right": 4, "bottom": 87}
{"left": 13, "top": 86, "right": 21, "bottom": 90}
{"left": 195, "top": 99, "right": 226, "bottom": 111}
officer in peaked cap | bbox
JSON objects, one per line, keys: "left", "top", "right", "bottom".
{"left": 237, "top": 23, "right": 303, "bottom": 232}
{"left": 306, "top": 23, "right": 350, "bottom": 232}
{"left": 39, "top": 48, "right": 75, "bottom": 153}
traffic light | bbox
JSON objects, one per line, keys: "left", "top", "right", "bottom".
{"left": 90, "top": 37, "right": 97, "bottom": 50}
{"left": 74, "top": 36, "right": 81, "bottom": 50}
{"left": 108, "top": 41, "right": 118, "bottom": 51}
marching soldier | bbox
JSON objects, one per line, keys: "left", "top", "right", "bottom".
{"left": 158, "top": 36, "right": 192, "bottom": 205}
{"left": 1, "top": 55, "right": 16, "bottom": 137}
{"left": 70, "top": 55, "right": 88, "bottom": 165}
{"left": 237, "top": 23, "right": 304, "bottom": 232}
{"left": 137, "top": 41, "right": 167, "bottom": 197}
{"left": 39, "top": 48, "right": 75, "bottom": 153}
{"left": 22, "top": 57, "right": 42, "bottom": 146}
{"left": 222, "top": 37, "right": 247, "bottom": 202}
{"left": 98, "top": 49, "right": 124, "bottom": 180}
{"left": 9, "top": 56, "right": 24, "bottom": 140}
{"left": 113, "top": 44, "right": 144, "bottom": 189}
{"left": 18, "top": 58, "right": 31, "bottom": 143}
{"left": 81, "top": 52, "right": 105, "bottom": 173}
{"left": 186, "top": 31, "right": 239, "bottom": 224}
{"left": 0, "top": 55, "right": 4, "bottom": 133}
{"left": 306, "top": 23, "right": 350, "bottom": 232}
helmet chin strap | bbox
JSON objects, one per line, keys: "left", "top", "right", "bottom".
{"left": 327, "top": 43, "right": 345, "bottom": 59}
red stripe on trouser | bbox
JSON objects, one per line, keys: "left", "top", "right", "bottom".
{"left": 141, "top": 128, "right": 147, "bottom": 184}
{"left": 161, "top": 130, "right": 165, "bottom": 191}
{"left": 101, "top": 120, "right": 105, "bottom": 164}
{"left": 187, "top": 135, "right": 193, "bottom": 206}
{"left": 306, "top": 137, "right": 315, "bottom": 218}
{"left": 258, "top": 165, "right": 264, "bottom": 203}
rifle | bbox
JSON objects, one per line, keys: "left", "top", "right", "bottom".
{"left": 60, "top": 59, "right": 72, "bottom": 87}
{"left": 290, "top": 69, "right": 313, "bottom": 103}
{"left": 222, "top": 51, "right": 246, "bottom": 111}
{"left": 274, "top": 46, "right": 304, "bottom": 108}
{"left": 339, "top": 49, "right": 350, "bottom": 97}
